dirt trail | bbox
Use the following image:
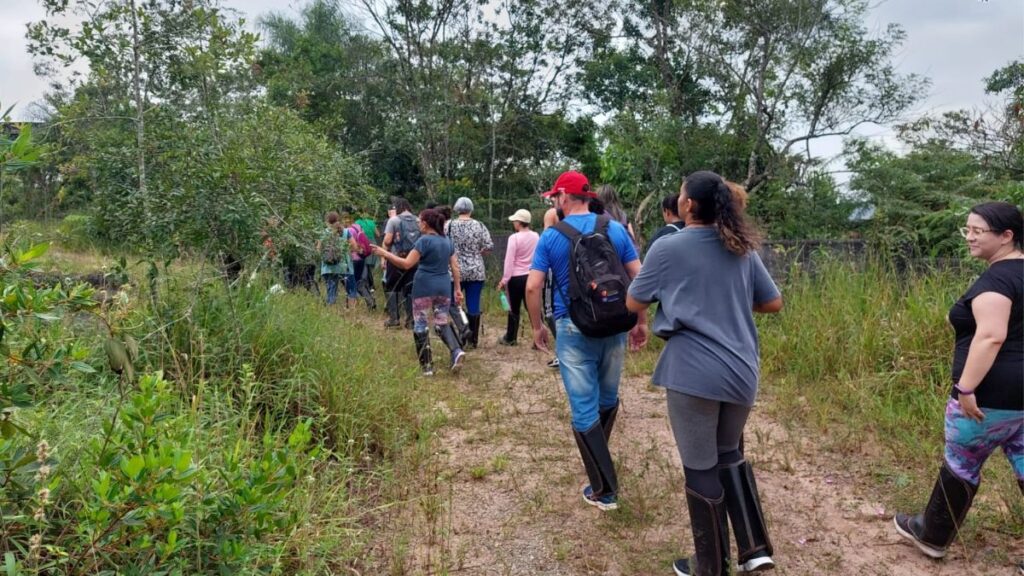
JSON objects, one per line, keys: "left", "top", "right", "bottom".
{"left": 381, "top": 322, "right": 1021, "bottom": 576}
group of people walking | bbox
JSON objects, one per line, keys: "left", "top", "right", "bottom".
{"left": 309, "top": 170, "right": 1022, "bottom": 575}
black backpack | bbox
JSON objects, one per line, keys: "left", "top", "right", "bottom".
{"left": 393, "top": 213, "right": 421, "bottom": 255}
{"left": 553, "top": 215, "right": 638, "bottom": 338}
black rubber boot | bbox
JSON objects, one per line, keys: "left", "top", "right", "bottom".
{"left": 435, "top": 324, "right": 466, "bottom": 372}
{"left": 720, "top": 460, "right": 774, "bottom": 572}
{"left": 572, "top": 422, "right": 618, "bottom": 507}
{"left": 467, "top": 314, "right": 481, "bottom": 349}
{"left": 502, "top": 311, "right": 519, "bottom": 345}
{"left": 402, "top": 288, "right": 413, "bottom": 329}
{"left": 894, "top": 463, "right": 978, "bottom": 559}
{"left": 673, "top": 488, "right": 731, "bottom": 576}
{"left": 413, "top": 331, "right": 433, "bottom": 376}
{"left": 357, "top": 275, "right": 376, "bottom": 310}
{"left": 385, "top": 291, "right": 401, "bottom": 327}
{"left": 599, "top": 401, "right": 619, "bottom": 442}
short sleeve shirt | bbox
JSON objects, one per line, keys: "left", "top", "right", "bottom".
{"left": 948, "top": 259, "right": 1023, "bottom": 410}
{"left": 530, "top": 213, "right": 639, "bottom": 320}
{"left": 412, "top": 234, "right": 455, "bottom": 298}
{"left": 356, "top": 218, "right": 378, "bottom": 242}
{"left": 448, "top": 218, "right": 493, "bottom": 282}
{"left": 627, "top": 227, "right": 780, "bottom": 406}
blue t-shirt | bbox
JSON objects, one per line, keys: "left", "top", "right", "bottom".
{"left": 412, "top": 234, "right": 454, "bottom": 298}
{"left": 628, "top": 227, "right": 780, "bottom": 406}
{"left": 530, "top": 213, "right": 639, "bottom": 320}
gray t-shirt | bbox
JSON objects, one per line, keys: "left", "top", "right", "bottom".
{"left": 384, "top": 211, "right": 419, "bottom": 254}
{"left": 628, "top": 227, "right": 780, "bottom": 406}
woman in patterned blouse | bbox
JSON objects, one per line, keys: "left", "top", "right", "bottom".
{"left": 449, "top": 197, "right": 494, "bottom": 348}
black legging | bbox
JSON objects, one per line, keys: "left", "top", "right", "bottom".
{"left": 504, "top": 274, "right": 528, "bottom": 343}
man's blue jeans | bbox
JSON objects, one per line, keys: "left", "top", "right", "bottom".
{"left": 555, "top": 317, "right": 626, "bottom": 432}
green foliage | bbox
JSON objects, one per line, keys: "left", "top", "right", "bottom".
{"left": 847, "top": 59, "right": 1024, "bottom": 257}
{"left": 70, "top": 372, "right": 314, "bottom": 573}
{"left": 0, "top": 239, "right": 97, "bottom": 571}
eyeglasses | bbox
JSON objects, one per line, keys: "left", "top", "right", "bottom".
{"left": 959, "top": 226, "right": 992, "bottom": 238}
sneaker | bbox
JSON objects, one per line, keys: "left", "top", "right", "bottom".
{"left": 672, "top": 558, "right": 694, "bottom": 576}
{"left": 893, "top": 514, "right": 946, "bottom": 559}
{"left": 421, "top": 367, "right": 434, "bottom": 377}
{"left": 450, "top": 349, "right": 466, "bottom": 372}
{"left": 547, "top": 357, "right": 560, "bottom": 369}
{"left": 737, "top": 552, "right": 775, "bottom": 573}
{"left": 582, "top": 485, "right": 618, "bottom": 511}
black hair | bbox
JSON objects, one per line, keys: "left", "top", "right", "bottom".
{"left": 971, "top": 201, "right": 1024, "bottom": 249}
{"left": 392, "top": 196, "right": 413, "bottom": 214}
{"left": 661, "top": 193, "right": 680, "bottom": 217}
{"left": 683, "top": 171, "right": 761, "bottom": 255}
{"left": 419, "top": 209, "right": 445, "bottom": 235}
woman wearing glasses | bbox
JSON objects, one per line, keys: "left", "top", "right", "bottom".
{"left": 894, "top": 201, "right": 1023, "bottom": 560}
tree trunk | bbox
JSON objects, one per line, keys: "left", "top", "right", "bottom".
{"left": 128, "top": 0, "right": 146, "bottom": 196}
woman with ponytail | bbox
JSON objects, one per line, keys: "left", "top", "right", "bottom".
{"left": 626, "top": 171, "right": 783, "bottom": 576}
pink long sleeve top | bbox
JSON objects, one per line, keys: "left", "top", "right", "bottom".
{"left": 502, "top": 229, "right": 540, "bottom": 284}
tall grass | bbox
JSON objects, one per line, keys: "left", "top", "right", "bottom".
{"left": 6, "top": 235, "right": 441, "bottom": 573}
{"left": 759, "top": 255, "right": 1021, "bottom": 537}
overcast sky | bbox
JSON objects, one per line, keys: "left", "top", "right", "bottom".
{"left": 2, "top": 0, "right": 1022, "bottom": 162}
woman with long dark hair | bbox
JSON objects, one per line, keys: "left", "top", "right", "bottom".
{"left": 894, "top": 201, "right": 1023, "bottom": 560}
{"left": 626, "top": 171, "right": 783, "bottom": 576}
{"left": 372, "top": 209, "right": 467, "bottom": 375}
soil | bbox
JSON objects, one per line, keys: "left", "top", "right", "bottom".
{"left": 375, "top": 319, "right": 1022, "bottom": 576}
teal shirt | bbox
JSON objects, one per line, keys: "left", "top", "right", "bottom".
{"left": 320, "top": 227, "right": 351, "bottom": 275}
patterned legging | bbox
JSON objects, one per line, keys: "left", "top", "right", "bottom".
{"left": 412, "top": 295, "right": 451, "bottom": 333}
{"left": 944, "top": 398, "right": 1024, "bottom": 486}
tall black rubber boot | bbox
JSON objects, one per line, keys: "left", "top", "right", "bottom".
{"left": 572, "top": 422, "right": 618, "bottom": 502}
{"left": 674, "top": 488, "right": 731, "bottom": 576}
{"left": 720, "top": 460, "right": 774, "bottom": 572}
{"left": 402, "top": 286, "right": 413, "bottom": 329}
{"left": 357, "top": 274, "right": 376, "bottom": 310}
{"left": 502, "top": 311, "right": 519, "bottom": 344}
{"left": 435, "top": 324, "right": 466, "bottom": 372}
{"left": 413, "top": 331, "right": 433, "bottom": 376}
{"left": 894, "top": 463, "right": 978, "bottom": 559}
{"left": 599, "top": 401, "right": 619, "bottom": 442}
{"left": 385, "top": 290, "right": 401, "bottom": 327}
{"left": 467, "top": 314, "right": 481, "bottom": 349}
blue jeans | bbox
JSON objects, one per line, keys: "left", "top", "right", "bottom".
{"left": 323, "top": 273, "right": 340, "bottom": 305}
{"left": 460, "top": 280, "right": 485, "bottom": 315}
{"left": 343, "top": 272, "right": 357, "bottom": 299}
{"left": 555, "top": 317, "right": 626, "bottom": 431}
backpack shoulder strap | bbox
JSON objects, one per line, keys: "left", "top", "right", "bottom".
{"left": 594, "top": 214, "right": 611, "bottom": 236}
{"left": 553, "top": 220, "right": 581, "bottom": 241}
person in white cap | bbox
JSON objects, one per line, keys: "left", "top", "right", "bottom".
{"left": 497, "top": 209, "right": 540, "bottom": 346}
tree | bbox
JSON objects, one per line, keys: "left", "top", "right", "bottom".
{"left": 848, "top": 60, "right": 1024, "bottom": 256}
{"left": 27, "top": 1, "right": 372, "bottom": 263}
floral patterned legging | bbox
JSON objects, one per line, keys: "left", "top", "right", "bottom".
{"left": 412, "top": 295, "right": 451, "bottom": 333}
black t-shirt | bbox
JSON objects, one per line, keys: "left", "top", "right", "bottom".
{"left": 949, "top": 259, "right": 1024, "bottom": 410}
{"left": 649, "top": 221, "right": 686, "bottom": 247}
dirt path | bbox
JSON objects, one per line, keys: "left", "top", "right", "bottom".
{"left": 379, "top": 321, "right": 1021, "bottom": 576}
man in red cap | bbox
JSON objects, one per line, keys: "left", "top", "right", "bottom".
{"left": 525, "top": 170, "right": 648, "bottom": 511}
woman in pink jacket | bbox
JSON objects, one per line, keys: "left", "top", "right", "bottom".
{"left": 497, "top": 209, "right": 540, "bottom": 346}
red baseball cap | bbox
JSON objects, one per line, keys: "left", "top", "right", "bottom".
{"left": 543, "top": 171, "right": 596, "bottom": 198}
